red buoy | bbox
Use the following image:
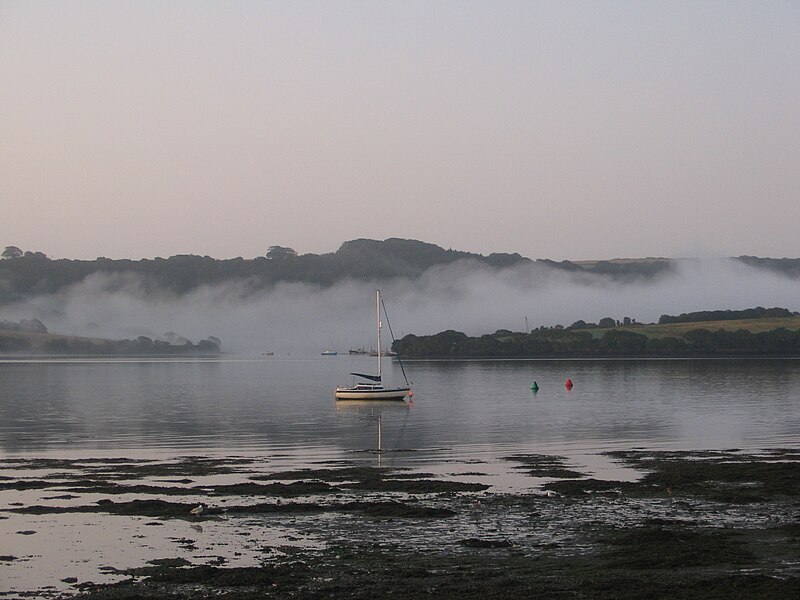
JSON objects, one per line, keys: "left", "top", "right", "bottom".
{"left": 565, "top": 378, "right": 573, "bottom": 390}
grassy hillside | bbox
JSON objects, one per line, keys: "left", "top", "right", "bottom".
{"left": 396, "top": 313, "right": 800, "bottom": 358}
{"left": 584, "top": 316, "right": 800, "bottom": 339}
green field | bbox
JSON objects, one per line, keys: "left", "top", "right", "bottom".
{"left": 585, "top": 316, "right": 800, "bottom": 339}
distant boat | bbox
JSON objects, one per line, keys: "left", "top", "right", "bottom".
{"left": 348, "top": 347, "right": 369, "bottom": 355}
{"left": 321, "top": 350, "right": 338, "bottom": 356}
{"left": 261, "top": 352, "right": 274, "bottom": 356}
{"left": 335, "top": 290, "right": 411, "bottom": 401}
{"left": 369, "top": 349, "right": 397, "bottom": 357}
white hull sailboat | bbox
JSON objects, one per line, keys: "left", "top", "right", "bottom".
{"left": 333, "top": 384, "right": 410, "bottom": 400}
{"left": 335, "top": 290, "right": 411, "bottom": 401}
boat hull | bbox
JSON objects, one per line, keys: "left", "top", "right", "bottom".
{"left": 334, "top": 387, "right": 410, "bottom": 400}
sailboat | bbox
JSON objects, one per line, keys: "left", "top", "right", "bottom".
{"left": 334, "top": 290, "right": 411, "bottom": 401}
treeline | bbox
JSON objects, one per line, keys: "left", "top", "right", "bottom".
{"left": 0, "top": 333, "right": 221, "bottom": 356}
{"left": 0, "top": 239, "right": 528, "bottom": 304}
{"left": 737, "top": 256, "right": 800, "bottom": 278}
{"left": 0, "top": 318, "right": 48, "bottom": 333}
{"left": 394, "top": 326, "right": 800, "bottom": 358}
{"left": 0, "top": 239, "right": 682, "bottom": 305}
{"left": 658, "top": 307, "right": 794, "bottom": 324}
{"left": 535, "top": 258, "right": 675, "bottom": 283}
{"left": 4, "top": 240, "right": 799, "bottom": 307}
{"left": 43, "top": 335, "right": 222, "bottom": 356}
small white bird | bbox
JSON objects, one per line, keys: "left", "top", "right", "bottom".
{"left": 190, "top": 503, "right": 205, "bottom": 516}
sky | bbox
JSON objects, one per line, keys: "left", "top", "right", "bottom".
{"left": 1, "top": 1, "right": 799, "bottom": 261}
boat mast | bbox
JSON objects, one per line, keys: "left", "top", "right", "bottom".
{"left": 376, "top": 289, "right": 382, "bottom": 380}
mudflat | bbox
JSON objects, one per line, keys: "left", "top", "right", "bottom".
{"left": 1, "top": 450, "right": 798, "bottom": 599}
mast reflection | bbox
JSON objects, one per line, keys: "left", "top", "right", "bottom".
{"left": 335, "top": 399, "right": 413, "bottom": 466}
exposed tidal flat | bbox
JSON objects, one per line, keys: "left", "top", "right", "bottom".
{"left": 1, "top": 357, "right": 799, "bottom": 598}
{"left": 1, "top": 450, "right": 798, "bottom": 599}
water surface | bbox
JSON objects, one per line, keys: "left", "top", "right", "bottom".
{"left": 2, "top": 356, "right": 799, "bottom": 597}
{"left": 1, "top": 356, "right": 798, "bottom": 460}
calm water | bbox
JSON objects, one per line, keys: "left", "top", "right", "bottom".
{"left": 2, "top": 356, "right": 799, "bottom": 595}
{"left": 1, "top": 356, "right": 799, "bottom": 460}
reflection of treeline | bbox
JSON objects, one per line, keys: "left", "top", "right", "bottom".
{"left": 395, "top": 327, "right": 800, "bottom": 358}
{"left": 658, "top": 307, "right": 794, "bottom": 324}
{"left": 0, "top": 333, "right": 221, "bottom": 355}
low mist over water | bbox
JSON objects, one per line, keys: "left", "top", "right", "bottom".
{"left": 3, "top": 257, "right": 800, "bottom": 354}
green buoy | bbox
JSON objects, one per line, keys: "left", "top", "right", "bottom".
{"left": 530, "top": 380, "right": 539, "bottom": 392}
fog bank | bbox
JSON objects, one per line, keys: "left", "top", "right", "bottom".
{"left": 3, "top": 259, "right": 799, "bottom": 355}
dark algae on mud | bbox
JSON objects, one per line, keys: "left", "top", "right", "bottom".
{"left": 3, "top": 450, "right": 799, "bottom": 599}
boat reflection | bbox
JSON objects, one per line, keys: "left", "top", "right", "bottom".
{"left": 334, "top": 399, "right": 412, "bottom": 412}
{"left": 334, "top": 399, "right": 413, "bottom": 466}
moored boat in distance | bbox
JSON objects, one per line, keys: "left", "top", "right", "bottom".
{"left": 368, "top": 348, "right": 397, "bottom": 357}
{"left": 321, "top": 350, "right": 338, "bottom": 356}
{"left": 335, "top": 290, "right": 411, "bottom": 401}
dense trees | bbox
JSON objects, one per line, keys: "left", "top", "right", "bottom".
{"left": 266, "top": 246, "right": 297, "bottom": 260}
{"left": 41, "top": 335, "right": 222, "bottom": 355}
{"left": 2, "top": 240, "right": 799, "bottom": 307}
{"left": 0, "top": 331, "right": 221, "bottom": 356}
{"left": 658, "top": 307, "right": 793, "bottom": 324}
{"left": 394, "top": 323, "right": 800, "bottom": 358}
{"left": 737, "top": 256, "right": 800, "bottom": 278}
{"left": 391, "top": 302, "right": 800, "bottom": 358}
{"left": 2, "top": 246, "right": 23, "bottom": 259}
{"left": 599, "top": 329, "right": 648, "bottom": 354}
{"left": 0, "top": 318, "right": 48, "bottom": 333}
{"left": 1, "top": 314, "right": 221, "bottom": 355}
{"left": 0, "top": 239, "right": 530, "bottom": 304}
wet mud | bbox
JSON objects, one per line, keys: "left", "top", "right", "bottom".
{"left": 503, "top": 453, "right": 586, "bottom": 479}
{"left": 1, "top": 450, "right": 798, "bottom": 599}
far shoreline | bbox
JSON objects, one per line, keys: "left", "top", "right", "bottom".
{"left": 397, "top": 354, "right": 800, "bottom": 361}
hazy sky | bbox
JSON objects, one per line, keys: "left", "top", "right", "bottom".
{"left": 2, "top": 1, "right": 798, "bottom": 261}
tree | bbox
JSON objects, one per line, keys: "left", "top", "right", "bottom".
{"left": 19, "top": 318, "right": 48, "bottom": 333}
{"left": 266, "top": 246, "right": 297, "bottom": 260}
{"left": 600, "top": 330, "right": 647, "bottom": 354}
{"left": 646, "top": 336, "right": 688, "bottom": 355}
{"left": 598, "top": 317, "right": 616, "bottom": 328}
{"left": 2, "top": 246, "right": 22, "bottom": 259}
